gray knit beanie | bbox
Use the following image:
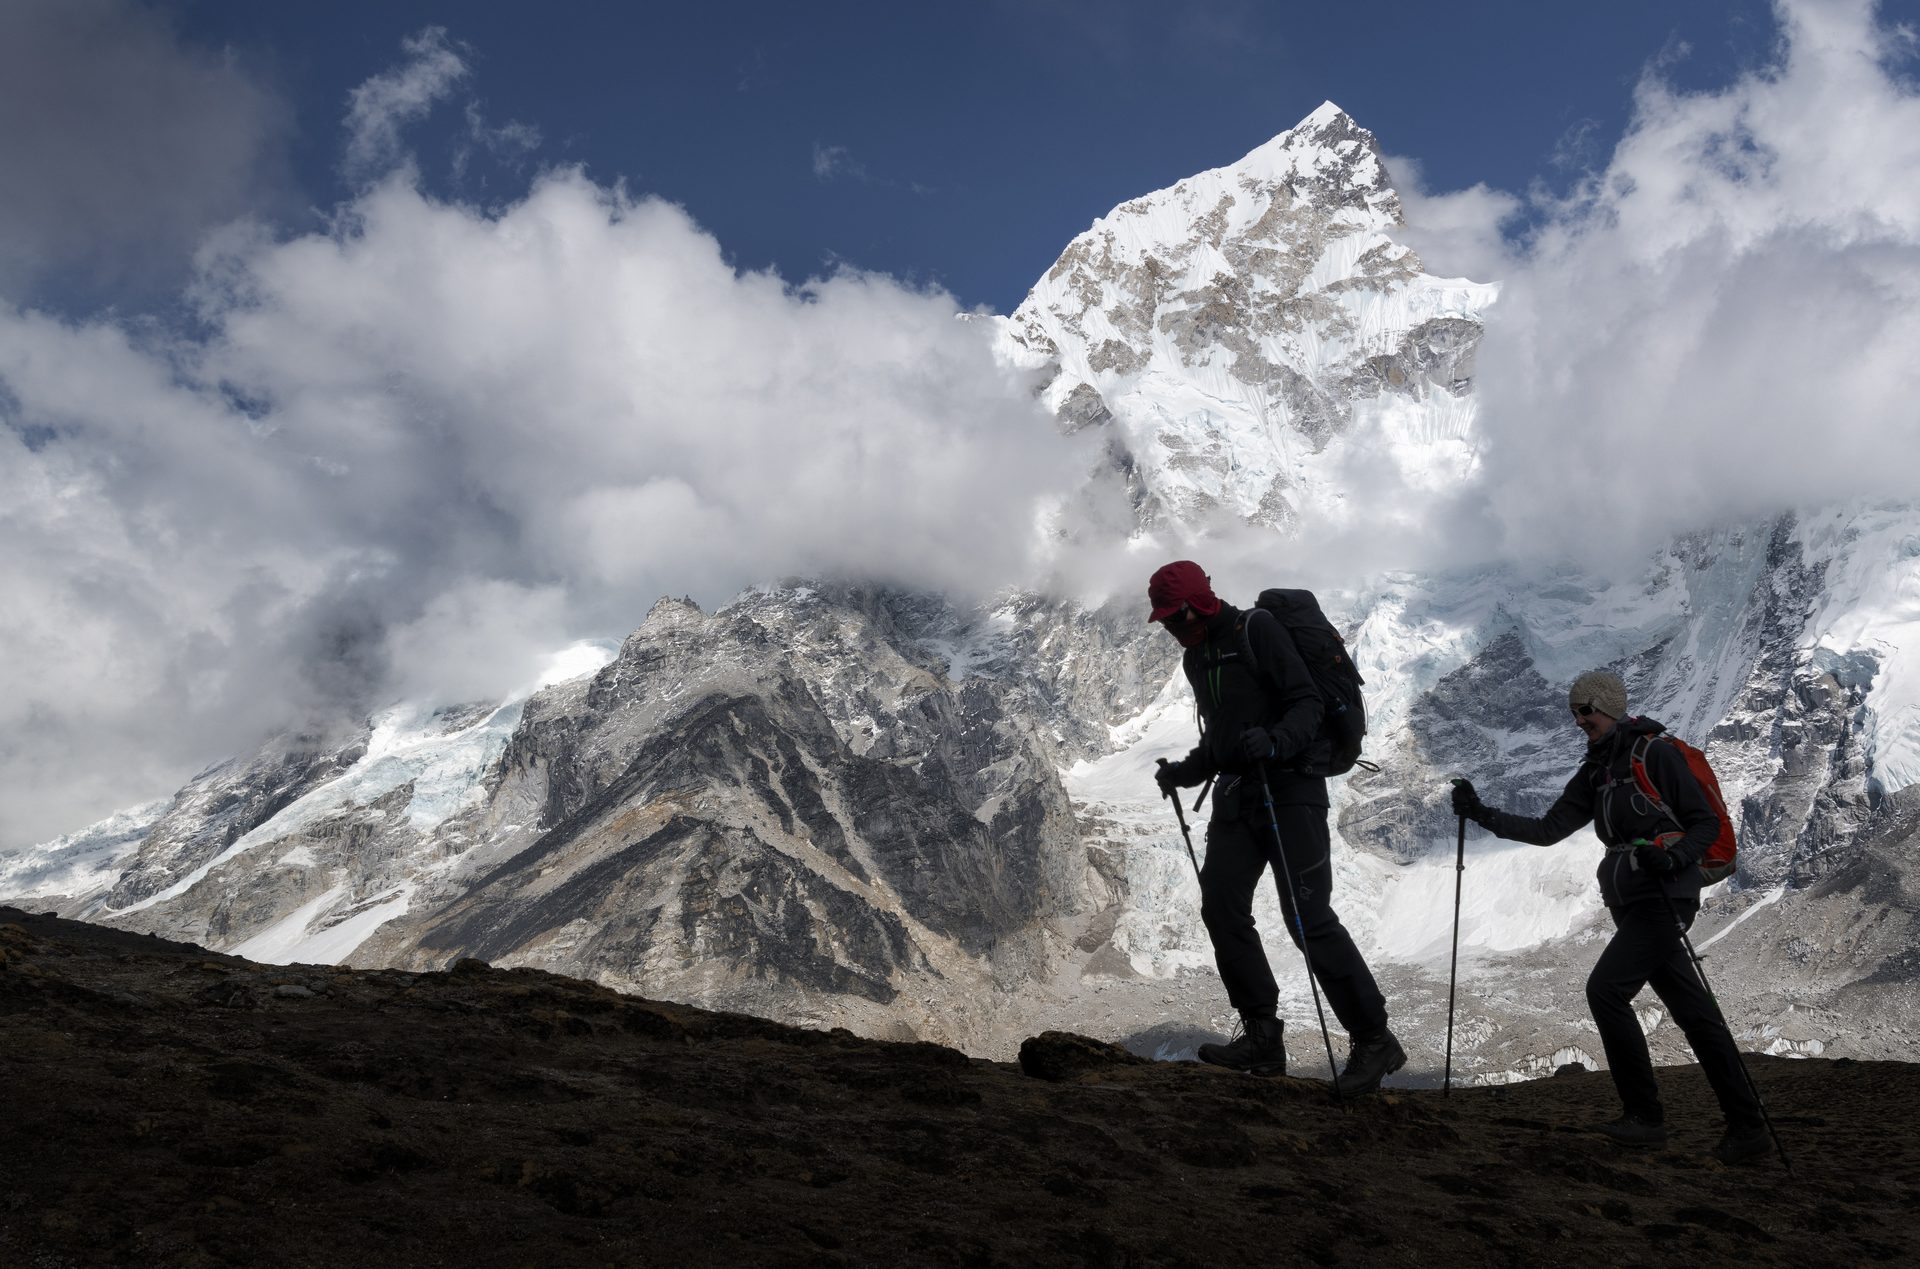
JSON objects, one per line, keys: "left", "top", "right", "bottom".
{"left": 1568, "top": 670, "right": 1628, "bottom": 720}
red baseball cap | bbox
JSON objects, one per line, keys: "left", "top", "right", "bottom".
{"left": 1147, "top": 560, "right": 1221, "bottom": 622}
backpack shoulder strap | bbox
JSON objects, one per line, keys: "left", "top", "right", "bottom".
{"left": 1629, "top": 735, "right": 1684, "bottom": 831}
{"left": 1237, "top": 608, "right": 1286, "bottom": 692}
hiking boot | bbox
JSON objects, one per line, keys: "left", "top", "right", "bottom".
{"left": 1594, "top": 1113, "right": 1668, "bottom": 1147}
{"left": 1334, "top": 1029, "right": 1406, "bottom": 1096}
{"left": 1713, "top": 1121, "right": 1772, "bottom": 1165}
{"left": 1198, "top": 1016, "right": 1286, "bottom": 1076}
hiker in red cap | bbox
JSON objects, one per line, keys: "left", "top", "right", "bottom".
{"left": 1146, "top": 560, "right": 1221, "bottom": 643}
{"left": 1149, "top": 561, "right": 1402, "bottom": 1094}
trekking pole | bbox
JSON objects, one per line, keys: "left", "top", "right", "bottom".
{"left": 1444, "top": 782, "right": 1469, "bottom": 1096}
{"left": 1156, "top": 760, "right": 1202, "bottom": 886}
{"left": 1257, "top": 769, "right": 1342, "bottom": 1103}
{"left": 1633, "top": 841, "right": 1794, "bottom": 1174}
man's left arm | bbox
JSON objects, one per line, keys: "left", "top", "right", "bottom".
{"left": 1246, "top": 610, "right": 1324, "bottom": 764}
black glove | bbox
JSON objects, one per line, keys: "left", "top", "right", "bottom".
{"left": 1449, "top": 778, "right": 1486, "bottom": 821}
{"left": 1635, "top": 842, "right": 1685, "bottom": 875}
{"left": 1155, "top": 758, "right": 1202, "bottom": 796}
{"left": 1239, "top": 727, "right": 1277, "bottom": 764}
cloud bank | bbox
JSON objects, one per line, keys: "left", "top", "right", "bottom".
{"left": 0, "top": 32, "right": 1080, "bottom": 848}
{"left": 1397, "top": 0, "right": 1920, "bottom": 567}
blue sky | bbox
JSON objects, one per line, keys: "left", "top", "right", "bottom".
{"left": 11, "top": 0, "right": 1844, "bottom": 313}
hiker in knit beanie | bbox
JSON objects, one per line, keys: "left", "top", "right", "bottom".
{"left": 1448, "top": 672, "right": 1770, "bottom": 1165}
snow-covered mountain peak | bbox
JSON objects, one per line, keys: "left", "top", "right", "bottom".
{"left": 1063, "top": 103, "right": 1396, "bottom": 265}
{"left": 1231, "top": 100, "right": 1397, "bottom": 214}
{"left": 1005, "top": 104, "right": 1495, "bottom": 533}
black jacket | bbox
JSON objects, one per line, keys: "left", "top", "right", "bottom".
{"left": 1174, "top": 602, "right": 1329, "bottom": 811}
{"left": 1478, "top": 716, "right": 1720, "bottom": 907}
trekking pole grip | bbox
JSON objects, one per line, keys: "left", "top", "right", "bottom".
{"left": 1158, "top": 760, "right": 1202, "bottom": 885}
{"left": 1156, "top": 759, "right": 1185, "bottom": 813}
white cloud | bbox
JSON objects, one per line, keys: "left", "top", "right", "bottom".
{"left": 810, "top": 141, "right": 930, "bottom": 194}
{"left": 813, "top": 142, "right": 859, "bottom": 181}
{"left": 0, "top": 163, "right": 1079, "bottom": 847}
{"left": 813, "top": 141, "right": 891, "bottom": 187}
{"left": 1404, "top": 0, "right": 1920, "bottom": 567}
{"left": 384, "top": 581, "right": 572, "bottom": 707}
{"left": 1383, "top": 153, "right": 1521, "bottom": 285}
{"left": 343, "top": 27, "right": 471, "bottom": 184}
{"left": 455, "top": 103, "right": 542, "bottom": 182}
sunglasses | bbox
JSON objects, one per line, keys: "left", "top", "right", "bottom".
{"left": 1571, "top": 703, "right": 1597, "bottom": 717}
{"left": 1159, "top": 605, "right": 1200, "bottom": 625}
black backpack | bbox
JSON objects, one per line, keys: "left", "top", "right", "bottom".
{"left": 1237, "top": 588, "right": 1371, "bottom": 776}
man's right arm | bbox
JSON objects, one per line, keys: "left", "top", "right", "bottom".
{"left": 1479, "top": 769, "right": 1596, "bottom": 845}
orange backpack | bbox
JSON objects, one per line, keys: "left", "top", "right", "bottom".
{"left": 1629, "top": 734, "right": 1738, "bottom": 884}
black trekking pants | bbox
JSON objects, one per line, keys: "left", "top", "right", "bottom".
{"left": 1588, "top": 898, "right": 1762, "bottom": 1126}
{"left": 1199, "top": 800, "right": 1388, "bottom": 1037}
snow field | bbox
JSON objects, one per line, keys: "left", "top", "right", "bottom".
{"left": 0, "top": 798, "right": 170, "bottom": 903}
{"left": 1067, "top": 696, "right": 1605, "bottom": 976}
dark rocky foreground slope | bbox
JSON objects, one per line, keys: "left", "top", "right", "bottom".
{"left": 3, "top": 908, "right": 1914, "bottom": 1267}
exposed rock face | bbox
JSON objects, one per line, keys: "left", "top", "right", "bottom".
{"left": 373, "top": 589, "right": 1097, "bottom": 1039}
{"left": 1342, "top": 628, "right": 1564, "bottom": 866}
{"left": 102, "top": 725, "right": 372, "bottom": 909}
{"left": 1342, "top": 516, "right": 1889, "bottom": 898}
{"left": 1706, "top": 522, "right": 1879, "bottom": 889}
